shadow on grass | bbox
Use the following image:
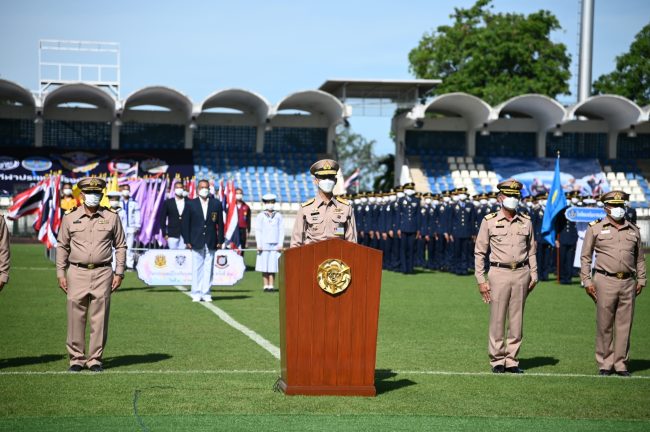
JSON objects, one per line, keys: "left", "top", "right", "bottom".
{"left": 629, "top": 359, "right": 650, "bottom": 372}
{"left": 210, "top": 295, "right": 251, "bottom": 301}
{"left": 375, "top": 369, "right": 417, "bottom": 395}
{"left": 103, "top": 353, "right": 172, "bottom": 368}
{"left": 117, "top": 287, "right": 252, "bottom": 294}
{"left": 519, "top": 356, "right": 560, "bottom": 370}
{"left": 0, "top": 354, "right": 65, "bottom": 369}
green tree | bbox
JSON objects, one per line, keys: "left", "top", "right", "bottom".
{"left": 593, "top": 23, "right": 650, "bottom": 106}
{"left": 408, "top": 0, "right": 571, "bottom": 105}
{"left": 335, "top": 127, "right": 377, "bottom": 192}
{"left": 373, "top": 154, "right": 394, "bottom": 192}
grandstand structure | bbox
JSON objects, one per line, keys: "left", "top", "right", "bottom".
{"left": 0, "top": 79, "right": 649, "bottom": 214}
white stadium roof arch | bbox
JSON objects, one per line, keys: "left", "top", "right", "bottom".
{"left": 122, "top": 86, "right": 193, "bottom": 121}
{"left": 200, "top": 88, "right": 271, "bottom": 124}
{"left": 417, "top": 92, "right": 494, "bottom": 129}
{"left": 42, "top": 82, "right": 116, "bottom": 115}
{"left": 273, "top": 90, "right": 345, "bottom": 125}
{"left": 566, "top": 94, "right": 644, "bottom": 131}
{"left": 0, "top": 79, "right": 37, "bottom": 107}
{"left": 494, "top": 94, "right": 566, "bottom": 132}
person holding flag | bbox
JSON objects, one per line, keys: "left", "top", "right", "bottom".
{"left": 0, "top": 214, "right": 10, "bottom": 292}
{"left": 541, "top": 152, "right": 568, "bottom": 281}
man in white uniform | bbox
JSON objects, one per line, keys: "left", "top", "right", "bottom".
{"left": 119, "top": 184, "right": 141, "bottom": 269}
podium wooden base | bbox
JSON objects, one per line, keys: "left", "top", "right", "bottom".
{"left": 278, "top": 379, "right": 376, "bottom": 397}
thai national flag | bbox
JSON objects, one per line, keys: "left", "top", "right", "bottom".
{"left": 35, "top": 175, "right": 61, "bottom": 249}
{"left": 223, "top": 180, "right": 239, "bottom": 247}
{"left": 7, "top": 180, "right": 46, "bottom": 220}
{"left": 343, "top": 168, "right": 360, "bottom": 191}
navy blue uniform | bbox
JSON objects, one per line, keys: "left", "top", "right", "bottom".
{"left": 450, "top": 200, "right": 475, "bottom": 275}
{"left": 531, "top": 204, "right": 551, "bottom": 281}
{"left": 415, "top": 204, "right": 428, "bottom": 267}
{"left": 396, "top": 195, "right": 420, "bottom": 274}
{"left": 555, "top": 208, "right": 578, "bottom": 284}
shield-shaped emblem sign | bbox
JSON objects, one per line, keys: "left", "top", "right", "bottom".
{"left": 175, "top": 255, "right": 186, "bottom": 267}
{"left": 216, "top": 255, "right": 228, "bottom": 269}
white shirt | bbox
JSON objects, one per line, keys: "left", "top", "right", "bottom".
{"left": 175, "top": 197, "right": 185, "bottom": 216}
{"left": 200, "top": 197, "right": 209, "bottom": 220}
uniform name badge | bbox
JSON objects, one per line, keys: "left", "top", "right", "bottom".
{"left": 335, "top": 224, "right": 345, "bottom": 236}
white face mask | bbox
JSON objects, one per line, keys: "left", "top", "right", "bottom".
{"left": 480, "top": 199, "right": 488, "bottom": 205}
{"left": 353, "top": 199, "right": 361, "bottom": 205}
{"left": 502, "top": 196, "right": 519, "bottom": 210}
{"left": 109, "top": 200, "right": 120, "bottom": 208}
{"left": 526, "top": 201, "right": 533, "bottom": 208}
{"left": 84, "top": 193, "right": 101, "bottom": 208}
{"left": 389, "top": 195, "right": 397, "bottom": 202}
{"left": 368, "top": 197, "right": 376, "bottom": 203}
{"left": 175, "top": 188, "right": 184, "bottom": 197}
{"left": 443, "top": 196, "right": 450, "bottom": 203}
{"left": 209, "top": 186, "right": 215, "bottom": 195}
{"left": 360, "top": 197, "right": 368, "bottom": 203}
{"left": 318, "top": 179, "right": 335, "bottom": 193}
{"left": 459, "top": 193, "right": 467, "bottom": 201}
{"left": 432, "top": 200, "right": 439, "bottom": 205}
{"left": 264, "top": 203, "right": 275, "bottom": 211}
{"left": 452, "top": 195, "right": 459, "bottom": 202}
{"left": 424, "top": 198, "right": 432, "bottom": 204}
{"left": 404, "top": 189, "right": 415, "bottom": 196}
{"left": 397, "top": 192, "right": 405, "bottom": 198}
{"left": 571, "top": 197, "right": 579, "bottom": 204}
{"left": 198, "top": 188, "right": 210, "bottom": 198}
{"left": 609, "top": 207, "right": 625, "bottom": 221}
{"left": 489, "top": 198, "right": 497, "bottom": 204}
{"left": 596, "top": 201, "right": 604, "bottom": 208}
{"left": 63, "top": 188, "right": 73, "bottom": 196}
{"left": 121, "top": 190, "right": 130, "bottom": 198}
{"left": 236, "top": 194, "right": 243, "bottom": 201}
{"left": 540, "top": 200, "right": 547, "bottom": 206}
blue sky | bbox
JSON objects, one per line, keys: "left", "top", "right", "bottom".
{"left": 1, "top": 0, "right": 648, "bottom": 155}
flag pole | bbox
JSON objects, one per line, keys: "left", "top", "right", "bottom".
{"left": 555, "top": 150, "right": 561, "bottom": 284}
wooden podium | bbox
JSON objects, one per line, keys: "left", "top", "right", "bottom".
{"left": 277, "top": 238, "right": 382, "bottom": 396}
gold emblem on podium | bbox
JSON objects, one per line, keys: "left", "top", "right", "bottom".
{"left": 317, "top": 259, "right": 351, "bottom": 295}
{"left": 154, "top": 254, "right": 167, "bottom": 268}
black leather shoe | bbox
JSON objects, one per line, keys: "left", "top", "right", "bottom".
{"left": 615, "top": 370, "right": 631, "bottom": 377}
{"left": 505, "top": 366, "right": 525, "bottom": 374}
{"left": 68, "top": 365, "right": 83, "bottom": 372}
{"left": 492, "top": 365, "right": 505, "bottom": 373}
{"left": 598, "top": 369, "right": 612, "bottom": 376}
{"left": 89, "top": 364, "right": 103, "bottom": 373}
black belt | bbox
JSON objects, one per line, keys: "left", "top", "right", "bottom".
{"left": 70, "top": 262, "right": 111, "bottom": 270}
{"left": 595, "top": 269, "right": 633, "bottom": 280}
{"left": 490, "top": 261, "right": 528, "bottom": 270}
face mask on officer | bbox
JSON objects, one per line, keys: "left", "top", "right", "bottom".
{"left": 198, "top": 188, "right": 210, "bottom": 199}
{"left": 443, "top": 196, "right": 450, "bottom": 203}
{"left": 389, "top": 195, "right": 397, "bottom": 202}
{"left": 63, "top": 187, "right": 73, "bottom": 196}
{"left": 502, "top": 195, "right": 519, "bottom": 210}
{"left": 317, "top": 177, "right": 336, "bottom": 194}
{"left": 570, "top": 197, "right": 579, "bottom": 205}
{"left": 236, "top": 193, "right": 243, "bottom": 201}
{"left": 452, "top": 195, "right": 459, "bottom": 202}
{"left": 174, "top": 187, "right": 184, "bottom": 197}
{"left": 488, "top": 197, "right": 497, "bottom": 205}
{"left": 459, "top": 193, "right": 467, "bottom": 201}
{"left": 263, "top": 202, "right": 275, "bottom": 211}
{"left": 404, "top": 189, "right": 415, "bottom": 196}
{"left": 596, "top": 201, "right": 604, "bottom": 208}
{"left": 480, "top": 199, "right": 488, "bottom": 205}
{"left": 121, "top": 189, "right": 130, "bottom": 198}
{"left": 607, "top": 205, "right": 625, "bottom": 221}
{"left": 368, "top": 196, "right": 376, "bottom": 203}
{"left": 397, "top": 191, "right": 405, "bottom": 198}
{"left": 83, "top": 193, "right": 102, "bottom": 208}
{"left": 360, "top": 196, "right": 368, "bottom": 203}
{"left": 432, "top": 199, "right": 439, "bottom": 205}
{"left": 424, "top": 198, "right": 432, "bottom": 204}
{"left": 353, "top": 198, "right": 361, "bottom": 205}
{"left": 109, "top": 199, "right": 120, "bottom": 209}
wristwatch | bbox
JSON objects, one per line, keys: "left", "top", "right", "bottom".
{"left": 115, "top": 273, "right": 125, "bottom": 278}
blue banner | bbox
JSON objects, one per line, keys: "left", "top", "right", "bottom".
{"left": 541, "top": 156, "right": 568, "bottom": 246}
{"left": 564, "top": 206, "right": 606, "bottom": 223}
{"left": 488, "top": 157, "right": 609, "bottom": 198}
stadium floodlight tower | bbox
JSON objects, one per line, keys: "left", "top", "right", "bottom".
{"left": 38, "top": 39, "right": 120, "bottom": 98}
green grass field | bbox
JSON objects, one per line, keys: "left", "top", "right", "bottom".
{"left": 0, "top": 244, "right": 649, "bottom": 431}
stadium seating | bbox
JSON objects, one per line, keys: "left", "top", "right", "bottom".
{"left": 602, "top": 159, "right": 650, "bottom": 211}
{"left": 413, "top": 154, "right": 499, "bottom": 196}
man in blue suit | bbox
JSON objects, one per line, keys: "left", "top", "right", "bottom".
{"left": 182, "top": 179, "right": 224, "bottom": 302}
{"left": 396, "top": 183, "right": 420, "bottom": 274}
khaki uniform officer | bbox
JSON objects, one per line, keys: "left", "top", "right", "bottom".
{"left": 0, "top": 215, "right": 10, "bottom": 291}
{"left": 56, "top": 177, "right": 127, "bottom": 373}
{"left": 580, "top": 191, "right": 646, "bottom": 377}
{"left": 290, "top": 159, "right": 357, "bottom": 247}
{"left": 474, "top": 179, "right": 537, "bottom": 374}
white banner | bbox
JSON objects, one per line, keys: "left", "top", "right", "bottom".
{"left": 136, "top": 249, "right": 245, "bottom": 286}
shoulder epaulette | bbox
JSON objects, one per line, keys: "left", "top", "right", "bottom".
{"left": 520, "top": 212, "right": 531, "bottom": 219}
{"left": 589, "top": 218, "right": 601, "bottom": 227}
{"left": 107, "top": 207, "right": 118, "bottom": 213}
{"left": 301, "top": 198, "right": 315, "bottom": 207}
{"left": 336, "top": 196, "right": 350, "bottom": 206}
{"left": 64, "top": 206, "right": 77, "bottom": 215}
{"left": 484, "top": 212, "right": 497, "bottom": 220}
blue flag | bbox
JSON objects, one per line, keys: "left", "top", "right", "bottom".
{"left": 541, "top": 155, "right": 567, "bottom": 245}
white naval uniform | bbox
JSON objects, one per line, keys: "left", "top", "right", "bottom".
{"left": 119, "top": 198, "right": 141, "bottom": 269}
{"left": 254, "top": 210, "right": 284, "bottom": 273}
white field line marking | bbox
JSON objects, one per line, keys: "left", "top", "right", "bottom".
{"left": 174, "top": 285, "right": 280, "bottom": 360}
{"left": 0, "top": 369, "right": 648, "bottom": 379}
